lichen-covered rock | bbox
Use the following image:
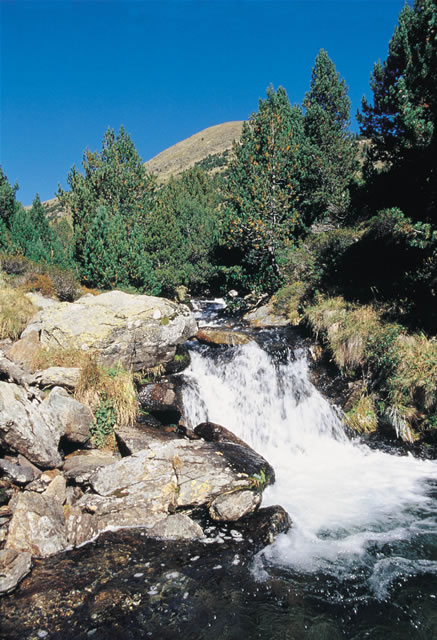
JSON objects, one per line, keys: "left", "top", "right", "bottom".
{"left": 63, "top": 450, "right": 120, "bottom": 484}
{"left": 0, "top": 382, "right": 63, "bottom": 468}
{"left": 31, "top": 367, "right": 81, "bottom": 390}
{"left": 0, "top": 549, "right": 32, "bottom": 595}
{"left": 5, "top": 492, "right": 68, "bottom": 557}
{"left": 243, "top": 302, "right": 289, "bottom": 328}
{"left": 209, "top": 490, "right": 261, "bottom": 521}
{"left": 147, "top": 513, "right": 203, "bottom": 540}
{"left": 23, "top": 290, "right": 197, "bottom": 371}
{"left": 44, "top": 386, "right": 93, "bottom": 444}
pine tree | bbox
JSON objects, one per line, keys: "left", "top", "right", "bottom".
{"left": 358, "top": 0, "right": 437, "bottom": 219}
{"left": 303, "top": 49, "right": 358, "bottom": 223}
{"left": 223, "top": 86, "right": 310, "bottom": 293}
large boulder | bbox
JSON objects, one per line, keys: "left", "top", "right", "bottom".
{"left": 23, "top": 290, "right": 197, "bottom": 371}
{"left": 244, "top": 301, "right": 289, "bottom": 328}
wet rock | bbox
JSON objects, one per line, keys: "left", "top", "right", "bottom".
{"left": 31, "top": 367, "right": 81, "bottom": 390}
{"left": 196, "top": 328, "right": 252, "bottom": 346}
{"left": 0, "top": 549, "right": 32, "bottom": 595}
{"left": 209, "top": 490, "right": 261, "bottom": 521}
{"left": 244, "top": 301, "right": 289, "bottom": 328}
{"left": 65, "top": 506, "right": 98, "bottom": 547}
{"left": 195, "top": 421, "right": 256, "bottom": 448}
{"left": 147, "top": 513, "right": 203, "bottom": 540}
{"left": 5, "top": 491, "right": 68, "bottom": 557}
{"left": 0, "top": 381, "right": 63, "bottom": 468}
{"left": 44, "top": 386, "right": 93, "bottom": 444}
{"left": 242, "top": 505, "right": 292, "bottom": 550}
{"left": 115, "top": 421, "right": 181, "bottom": 456}
{"left": 164, "top": 345, "right": 191, "bottom": 374}
{"left": 0, "top": 458, "right": 36, "bottom": 485}
{"left": 23, "top": 290, "right": 197, "bottom": 371}
{"left": 63, "top": 450, "right": 120, "bottom": 484}
{"left": 138, "top": 381, "right": 181, "bottom": 422}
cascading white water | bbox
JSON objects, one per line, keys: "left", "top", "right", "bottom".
{"left": 182, "top": 340, "right": 437, "bottom": 598}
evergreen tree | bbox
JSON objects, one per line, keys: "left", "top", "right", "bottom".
{"left": 0, "top": 168, "right": 19, "bottom": 249}
{"left": 223, "top": 86, "right": 310, "bottom": 292}
{"left": 304, "top": 49, "right": 358, "bottom": 222}
{"left": 358, "top": 0, "right": 437, "bottom": 219}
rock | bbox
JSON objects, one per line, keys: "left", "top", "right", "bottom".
{"left": 147, "top": 513, "right": 203, "bottom": 540}
{"left": 242, "top": 505, "right": 292, "bottom": 550}
{"left": 209, "top": 490, "right": 261, "bottom": 521}
{"left": 31, "top": 367, "right": 81, "bottom": 390}
{"left": 164, "top": 345, "right": 191, "bottom": 375}
{"left": 65, "top": 485, "right": 84, "bottom": 506}
{"left": 76, "top": 493, "right": 170, "bottom": 532}
{"left": 65, "top": 506, "right": 98, "bottom": 547}
{"left": 115, "top": 421, "right": 181, "bottom": 456}
{"left": 17, "top": 455, "right": 42, "bottom": 479}
{"left": 63, "top": 450, "right": 120, "bottom": 484}
{"left": 44, "top": 475, "right": 67, "bottom": 505}
{"left": 5, "top": 491, "right": 68, "bottom": 557}
{"left": 44, "top": 386, "right": 93, "bottom": 444}
{"left": 0, "top": 382, "right": 63, "bottom": 468}
{"left": 24, "top": 292, "right": 57, "bottom": 309}
{"left": 244, "top": 302, "right": 289, "bottom": 328}
{"left": 195, "top": 421, "right": 255, "bottom": 448}
{"left": 23, "top": 290, "right": 197, "bottom": 372}
{"left": 7, "top": 330, "right": 41, "bottom": 371}
{"left": 138, "top": 382, "right": 181, "bottom": 422}
{"left": 0, "top": 459, "right": 36, "bottom": 485}
{"left": 0, "top": 549, "right": 32, "bottom": 595}
{"left": 196, "top": 328, "right": 252, "bottom": 346}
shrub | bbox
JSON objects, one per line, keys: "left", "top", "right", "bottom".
{"left": 22, "top": 273, "right": 56, "bottom": 298}
{"left": 0, "top": 287, "right": 36, "bottom": 339}
{"left": 47, "top": 267, "right": 80, "bottom": 301}
{"left": 0, "top": 253, "right": 30, "bottom": 275}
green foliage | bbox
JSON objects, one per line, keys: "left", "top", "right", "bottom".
{"left": 58, "top": 126, "right": 158, "bottom": 293}
{"left": 222, "top": 86, "right": 311, "bottom": 293}
{"left": 90, "top": 396, "right": 117, "bottom": 448}
{"left": 358, "top": 0, "right": 437, "bottom": 219}
{"left": 303, "top": 50, "right": 358, "bottom": 222}
{"left": 145, "top": 166, "right": 221, "bottom": 295}
{"left": 0, "top": 167, "right": 18, "bottom": 227}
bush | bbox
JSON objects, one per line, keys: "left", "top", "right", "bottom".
{"left": 47, "top": 266, "right": 80, "bottom": 301}
{"left": 22, "top": 273, "right": 56, "bottom": 298}
{"left": 0, "top": 253, "right": 30, "bottom": 275}
{"left": 0, "top": 287, "right": 36, "bottom": 339}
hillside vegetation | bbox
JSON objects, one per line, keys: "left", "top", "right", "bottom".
{"left": 0, "top": 0, "right": 435, "bottom": 443}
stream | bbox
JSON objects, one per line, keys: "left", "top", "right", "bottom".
{"left": 2, "top": 301, "right": 437, "bottom": 639}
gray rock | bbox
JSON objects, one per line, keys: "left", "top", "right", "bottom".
{"left": 63, "top": 451, "right": 120, "bottom": 484}
{"left": 0, "top": 459, "right": 36, "bottom": 485}
{"left": 196, "top": 328, "right": 252, "bottom": 346}
{"left": 147, "top": 513, "right": 203, "bottom": 540}
{"left": 5, "top": 491, "right": 68, "bottom": 557}
{"left": 209, "top": 490, "right": 261, "bottom": 521}
{"left": 44, "top": 475, "right": 67, "bottom": 505}
{"left": 138, "top": 382, "right": 181, "bottom": 420}
{"left": 31, "top": 367, "right": 81, "bottom": 390}
{"left": 44, "top": 386, "right": 93, "bottom": 444}
{"left": 24, "top": 292, "right": 58, "bottom": 309}
{"left": 24, "top": 290, "right": 197, "bottom": 371}
{"left": 0, "top": 549, "right": 32, "bottom": 595}
{"left": 0, "top": 382, "right": 63, "bottom": 468}
{"left": 65, "top": 506, "right": 98, "bottom": 547}
{"left": 244, "top": 301, "right": 289, "bottom": 328}
{"left": 7, "top": 330, "right": 41, "bottom": 371}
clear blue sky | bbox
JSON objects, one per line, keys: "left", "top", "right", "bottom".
{"left": 1, "top": 0, "right": 407, "bottom": 205}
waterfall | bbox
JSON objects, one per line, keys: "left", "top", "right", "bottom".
{"left": 182, "top": 339, "right": 437, "bottom": 598}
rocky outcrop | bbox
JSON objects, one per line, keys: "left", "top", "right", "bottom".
{"left": 23, "top": 290, "right": 197, "bottom": 371}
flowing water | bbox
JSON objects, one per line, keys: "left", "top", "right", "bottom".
{"left": 4, "top": 305, "right": 437, "bottom": 640}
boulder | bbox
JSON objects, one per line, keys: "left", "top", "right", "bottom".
{"left": 209, "top": 490, "right": 261, "bottom": 521}
{"left": 0, "top": 549, "right": 32, "bottom": 595}
{"left": 23, "top": 290, "right": 197, "bottom": 371}
{"left": 5, "top": 492, "right": 68, "bottom": 557}
{"left": 138, "top": 382, "right": 181, "bottom": 422}
{"left": 147, "top": 513, "right": 203, "bottom": 540}
{"left": 63, "top": 450, "right": 120, "bottom": 484}
{"left": 7, "top": 330, "right": 41, "bottom": 371}
{"left": 44, "top": 386, "right": 93, "bottom": 444}
{"left": 65, "top": 506, "right": 98, "bottom": 547}
{"left": 243, "top": 301, "right": 289, "bottom": 328}
{"left": 0, "top": 459, "right": 36, "bottom": 485}
{"left": 43, "top": 475, "right": 67, "bottom": 505}
{"left": 31, "top": 367, "right": 81, "bottom": 390}
{"left": 0, "top": 382, "right": 63, "bottom": 468}
{"left": 241, "top": 505, "right": 292, "bottom": 550}
{"left": 196, "top": 328, "right": 252, "bottom": 346}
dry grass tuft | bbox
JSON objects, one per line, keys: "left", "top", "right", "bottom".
{"left": 390, "top": 334, "right": 437, "bottom": 413}
{"left": 31, "top": 346, "right": 91, "bottom": 371}
{"left": 0, "top": 287, "right": 36, "bottom": 339}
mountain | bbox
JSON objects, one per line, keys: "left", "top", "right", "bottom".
{"left": 144, "top": 121, "right": 244, "bottom": 183}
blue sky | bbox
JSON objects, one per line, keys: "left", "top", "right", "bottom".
{"left": 1, "top": 0, "right": 406, "bottom": 205}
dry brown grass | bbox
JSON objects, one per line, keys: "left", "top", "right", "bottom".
{"left": 0, "top": 287, "right": 36, "bottom": 340}
{"left": 31, "top": 346, "right": 91, "bottom": 370}
{"left": 75, "top": 359, "right": 137, "bottom": 428}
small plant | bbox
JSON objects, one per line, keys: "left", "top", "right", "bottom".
{"left": 344, "top": 394, "right": 378, "bottom": 434}
{"left": 23, "top": 273, "right": 57, "bottom": 298}
{"left": 248, "top": 469, "right": 268, "bottom": 492}
{"left": 90, "top": 395, "right": 117, "bottom": 448}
